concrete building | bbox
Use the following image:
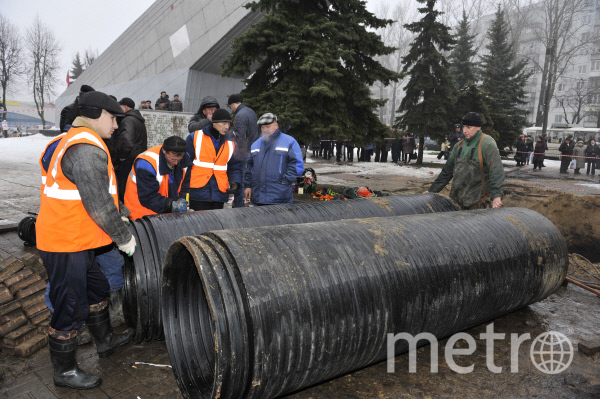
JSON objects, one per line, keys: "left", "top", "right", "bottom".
{"left": 55, "top": 0, "right": 262, "bottom": 121}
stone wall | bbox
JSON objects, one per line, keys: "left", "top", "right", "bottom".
{"left": 140, "top": 110, "right": 193, "bottom": 147}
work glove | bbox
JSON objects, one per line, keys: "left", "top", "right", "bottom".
{"left": 226, "top": 181, "right": 240, "bottom": 194}
{"left": 118, "top": 236, "right": 136, "bottom": 257}
{"left": 171, "top": 198, "right": 188, "bottom": 213}
{"left": 121, "top": 216, "right": 130, "bottom": 225}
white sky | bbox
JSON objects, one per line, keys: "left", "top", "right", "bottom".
{"left": 3, "top": 0, "right": 387, "bottom": 104}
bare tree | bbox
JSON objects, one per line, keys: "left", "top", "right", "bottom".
{"left": 83, "top": 48, "right": 98, "bottom": 68}
{"left": 518, "top": 0, "right": 590, "bottom": 132}
{"left": 0, "top": 13, "right": 25, "bottom": 112}
{"left": 554, "top": 79, "right": 600, "bottom": 125}
{"left": 26, "top": 16, "right": 61, "bottom": 128}
{"left": 374, "top": 2, "right": 416, "bottom": 126}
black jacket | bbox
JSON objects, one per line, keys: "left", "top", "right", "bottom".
{"left": 155, "top": 95, "right": 170, "bottom": 110}
{"left": 188, "top": 96, "right": 220, "bottom": 133}
{"left": 114, "top": 110, "right": 148, "bottom": 160}
{"left": 559, "top": 141, "right": 574, "bottom": 155}
{"left": 59, "top": 99, "right": 79, "bottom": 132}
{"left": 170, "top": 99, "right": 183, "bottom": 112}
{"left": 585, "top": 143, "right": 598, "bottom": 158}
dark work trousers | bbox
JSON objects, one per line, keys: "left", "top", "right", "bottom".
{"left": 39, "top": 249, "right": 110, "bottom": 332}
{"left": 587, "top": 160, "right": 596, "bottom": 175}
{"left": 233, "top": 156, "right": 249, "bottom": 208}
{"left": 347, "top": 144, "right": 354, "bottom": 161}
{"left": 322, "top": 141, "right": 332, "bottom": 159}
{"left": 189, "top": 200, "right": 225, "bottom": 211}
{"left": 560, "top": 157, "right": 571, "bottom": 172}
{"left": 380, "top": 146, "right": 388, "bottom": 162}
{"left": 116, "top": 158, "right": 134, "bottom": 203}
{"left": 364, "top": 149, "right": 373, "bottom": 162}
{"left": 374, "top": 145, "right": 381, "bottom": 162}
{"left": 391, "top": 142, "right": 401, "bottom": 162}
{"left": 336, "top": 141, "right": 344, "bottom": 162}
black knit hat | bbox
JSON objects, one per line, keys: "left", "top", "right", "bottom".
{"left": 119, "top": 97, "right": 135, "bottom": 109}
{"left": 80, "top": 85, "right": 94, "bottom": 93}
{"left": 461, "top": 112, "right": 482, "bottom": 127}
{"left": 79, "top": 91, "right": 124, "bottom": 118}
{"left": 227, "top": 94, "right": 242, "bottom": 105}
{"left": 211, "top": 108, "right": 231, "bottom": 123}
{"left": 162, "top": 136, "right": 187, "bottom": 153}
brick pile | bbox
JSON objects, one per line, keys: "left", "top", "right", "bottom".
{"left": 0, "top": 254, "right": 50, "bottom": 357}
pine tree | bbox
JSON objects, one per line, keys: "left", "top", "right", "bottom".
{"left": 480, "top": 5, "right": 530, "bottom": 149}
{"left": 221, "top": 0, "right": 399, "bottom": 144}
{"left": 449, "top": 10, "right": 477, "bottom": 90}
{"left": 455, "top": 82, "right": 497, "bottom": 139}
{"left": 396, "top": 0, "right": 456, "bottom": 163}
{"left": 70, "top": 52, "right": 84, "bottom": 81}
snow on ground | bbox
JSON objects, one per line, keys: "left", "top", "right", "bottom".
{"left": 0, "top": 134, "right": 55, "bottom": 169}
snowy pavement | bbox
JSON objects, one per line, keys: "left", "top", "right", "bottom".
{"left": 0, "top": 135, "right": 598, "bottom": 225}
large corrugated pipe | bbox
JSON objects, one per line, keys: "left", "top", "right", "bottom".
{"left": 124, "top": 194, "right": 459, "bottom": 342}
{"left": 161, "top": 208, "right": 568, "bottom": 399}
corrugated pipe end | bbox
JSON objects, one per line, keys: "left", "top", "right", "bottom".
{"left": 162, "top": 236, "right": 249, "bottom": 399}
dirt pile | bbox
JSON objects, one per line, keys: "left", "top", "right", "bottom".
{"left": 502, "top": 186, "right": 600, "bottom": 260}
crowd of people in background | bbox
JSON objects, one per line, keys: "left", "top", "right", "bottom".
{"left": 308, "top": 127, "right": 419, "bottom": 165}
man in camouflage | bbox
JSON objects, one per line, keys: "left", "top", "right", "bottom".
{"left": 426, "top": 112, "right": 504, "bottom": 209}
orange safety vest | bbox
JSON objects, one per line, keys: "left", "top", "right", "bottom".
{"left": 36, "top": 127, "right": 119, "bottom": 252}
{"left": 124, "top": 146, "right": 188, "bottom": 220}
{"left": 190, "top": 131, "right": 235, "bottom": 192}
{"left": 39, "top": 133, "right": 66, "bottom": 193}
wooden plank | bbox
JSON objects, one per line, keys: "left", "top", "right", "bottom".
{"left": 2, "top": 323, "right": 37, "bottom": 348}
{"left": 0, "top": 256, "right": 17, "bottom": 272}
{"left": 0, "top": 259, "right": 24, "bottom": 282}
{"left": 3, "top": 267, "right": 33, "bottom": 288}
{"left": 21, "top": 291, "right": 45, "bottom": 309}
{"left": 0, "top": 310, "right": 27, "bottom": 337}
{"left": 0, "top": 300, "right": 20, "bottom": 317}
{"left": 9, "top": 273, "right": 42, "bottom": 295}
{"left": 29, "top": 308, "right": 51, "bottom": 325}
{"left": 9, "top": 334, "right": 47, "bottom": 357}
{"left": 16, "top": 279, "right": 46, "bottom": 299}
{"left": 23, "top": 300, "right": 47, "bottom": 318}
{"left": 0, "top": 285, "right": 13, "bottom": 305}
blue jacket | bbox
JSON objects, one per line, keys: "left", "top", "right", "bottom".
{"left": 232, "top": 103, "right": 259, "bottom": 156}
{"left": 244, "top": 130, "right": 304, "bottom": 204}
{"left": 134, "top": 149, "right": 192, "bottom": 213}
{"left": 186, "top": 125, "right": 242, "bottom": 203}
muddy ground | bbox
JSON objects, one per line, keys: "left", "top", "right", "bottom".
{"left": 1, "top": 156, "right": 599, "bottom": 398}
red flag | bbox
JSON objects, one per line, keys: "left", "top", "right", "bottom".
{"left": 66, "top": 71, "right": 70, "bottom": 88}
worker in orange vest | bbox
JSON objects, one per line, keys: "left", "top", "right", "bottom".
{"left": 124, "top": 135, "right": 192, "bottom": 219}
{"left": 185, "top": 108, "right": 242, "bottom": 210}
{"left": 36, "top": 91, "right": 136, "bottom": 390}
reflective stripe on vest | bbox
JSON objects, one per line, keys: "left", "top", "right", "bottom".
{"left": 190, "top": 132, "right": 235, "bottom": 192}
{"left": 124, "top": 145, "right": 186, "bottom": 220}
{"left": 39, "top": 133, "right": 66, "bottom": 189}
{"left": 36, "top": 127, "right": 118, "bottom": 252}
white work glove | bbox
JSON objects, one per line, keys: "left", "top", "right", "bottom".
{"left": 121, "top": 216, "right": 130, "bottom": 225}
{"left": 118, "top": 236, "right": 136, "bottom": 257}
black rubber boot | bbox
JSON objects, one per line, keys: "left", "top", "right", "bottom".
{"left": 48, "top": 334, "right": 102, "bottom": 390}
{"left": 109, "top": 289, "right": 125, "bottom": 327}
{"left": 87, "top": 306, "right": 135, "bottom": 358}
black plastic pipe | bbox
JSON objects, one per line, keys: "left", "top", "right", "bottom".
{"left": 161, "top": 208, "right": 568, "bottom": 399}
{"left": 124, "top": 194, "right": 459, "bottom": 342}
